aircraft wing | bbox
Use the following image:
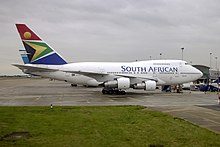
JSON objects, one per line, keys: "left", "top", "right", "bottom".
{"left": 63, "top": 70, "right": 108, "bottom": 75}
{"left": 116, "top": 74, "right": 158, "bottom": 82}
{"left": 63, "top": 70, "right": 111, "bottom": 82}
{"left": 63, "top": 70, "right": 165, "bottom": 84}
{"left": 12, "top": 63, "right": 58, "bottom": 72}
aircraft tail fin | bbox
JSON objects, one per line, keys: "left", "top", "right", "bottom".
{"left": 15, "top": 24, "right": 67, "bottom": 65}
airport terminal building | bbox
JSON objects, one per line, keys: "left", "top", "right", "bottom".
{"left": 193, "top": 65, "right": 219, "bottom": 83}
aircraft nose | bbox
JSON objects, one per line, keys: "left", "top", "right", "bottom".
{"left": 195, "top": 68, "right": 203, "bottom": 78}
{"left": 199, "top": 70, "right": 203, "bottom": 77}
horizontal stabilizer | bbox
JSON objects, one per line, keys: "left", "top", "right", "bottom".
{"left": 12, "top": 63, "right": 58, "bottom": 72}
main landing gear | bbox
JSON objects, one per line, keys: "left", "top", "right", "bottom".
{"left": 102, "top": 88, "right": 126, "bottom": 95}
{"left": 71, "top": 84, "right": 77, "bottom": 87}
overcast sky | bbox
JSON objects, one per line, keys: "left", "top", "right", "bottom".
{"left": 1, "top": 0, "right": 220, "bottom": 75}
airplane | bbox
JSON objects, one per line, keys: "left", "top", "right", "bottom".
{"left": 13, "top": 24, "right": 203, "bottom": 95}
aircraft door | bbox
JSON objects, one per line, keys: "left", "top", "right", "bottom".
{"left": 175, "top": 63, "right": 180, "bottom": 78}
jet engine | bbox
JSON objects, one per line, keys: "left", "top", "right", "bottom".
{"left": 133, "top": 80, "right": 156, "bottom": 91}
{"left": 104, "top": 77, "right": 130, "bottom": 90}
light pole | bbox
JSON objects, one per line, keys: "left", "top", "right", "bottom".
{"left": 210, "top": 53, "right": 212, "bottom": 69}
{"left": 181, "top": 48, "right": 184, "bottom": 60}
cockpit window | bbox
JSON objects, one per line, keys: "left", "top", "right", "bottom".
{"left": 185, "top": 62, "right": 189, "bottom": 65}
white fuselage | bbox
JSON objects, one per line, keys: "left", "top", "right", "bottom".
{"left": 24, "top": 60, "right": 202, "bottom": 90}
{"left": 58, "top": 60, "right": 202, "bottom": 86}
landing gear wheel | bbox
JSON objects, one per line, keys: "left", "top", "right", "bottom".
{"left": 108, "top": 89, "right": 114, "bottom": 95}
{"left": 120, "top": 91, "right": 126, "bottom": 95}
{"left": 102, "top": 88, "right": 126, "bottom": 95}
{"left": 117, "top": 90, "right": 126, "bottom": 95}
{"left": 71, "top": 84, "right": 77, "bottom": 87}
{"left": 102, "top": 89, "right": 108, "bottom": 94}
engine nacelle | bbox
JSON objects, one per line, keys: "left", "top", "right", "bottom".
{"left": 133, "top": 80, "right": 156, "bottom": 91}
{"left": 104, "top": 77, "right": 130, "bottom": 90}
{"left": 144, "top": 80, "right": 156, "bottom": 91}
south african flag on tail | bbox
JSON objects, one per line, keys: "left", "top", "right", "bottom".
{"left": 15, "top": 24, "right": 67, "bottom": 65}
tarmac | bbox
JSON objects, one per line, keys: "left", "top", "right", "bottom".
{"left": 0, "top": 78, "right": 220, "bottom": 134}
